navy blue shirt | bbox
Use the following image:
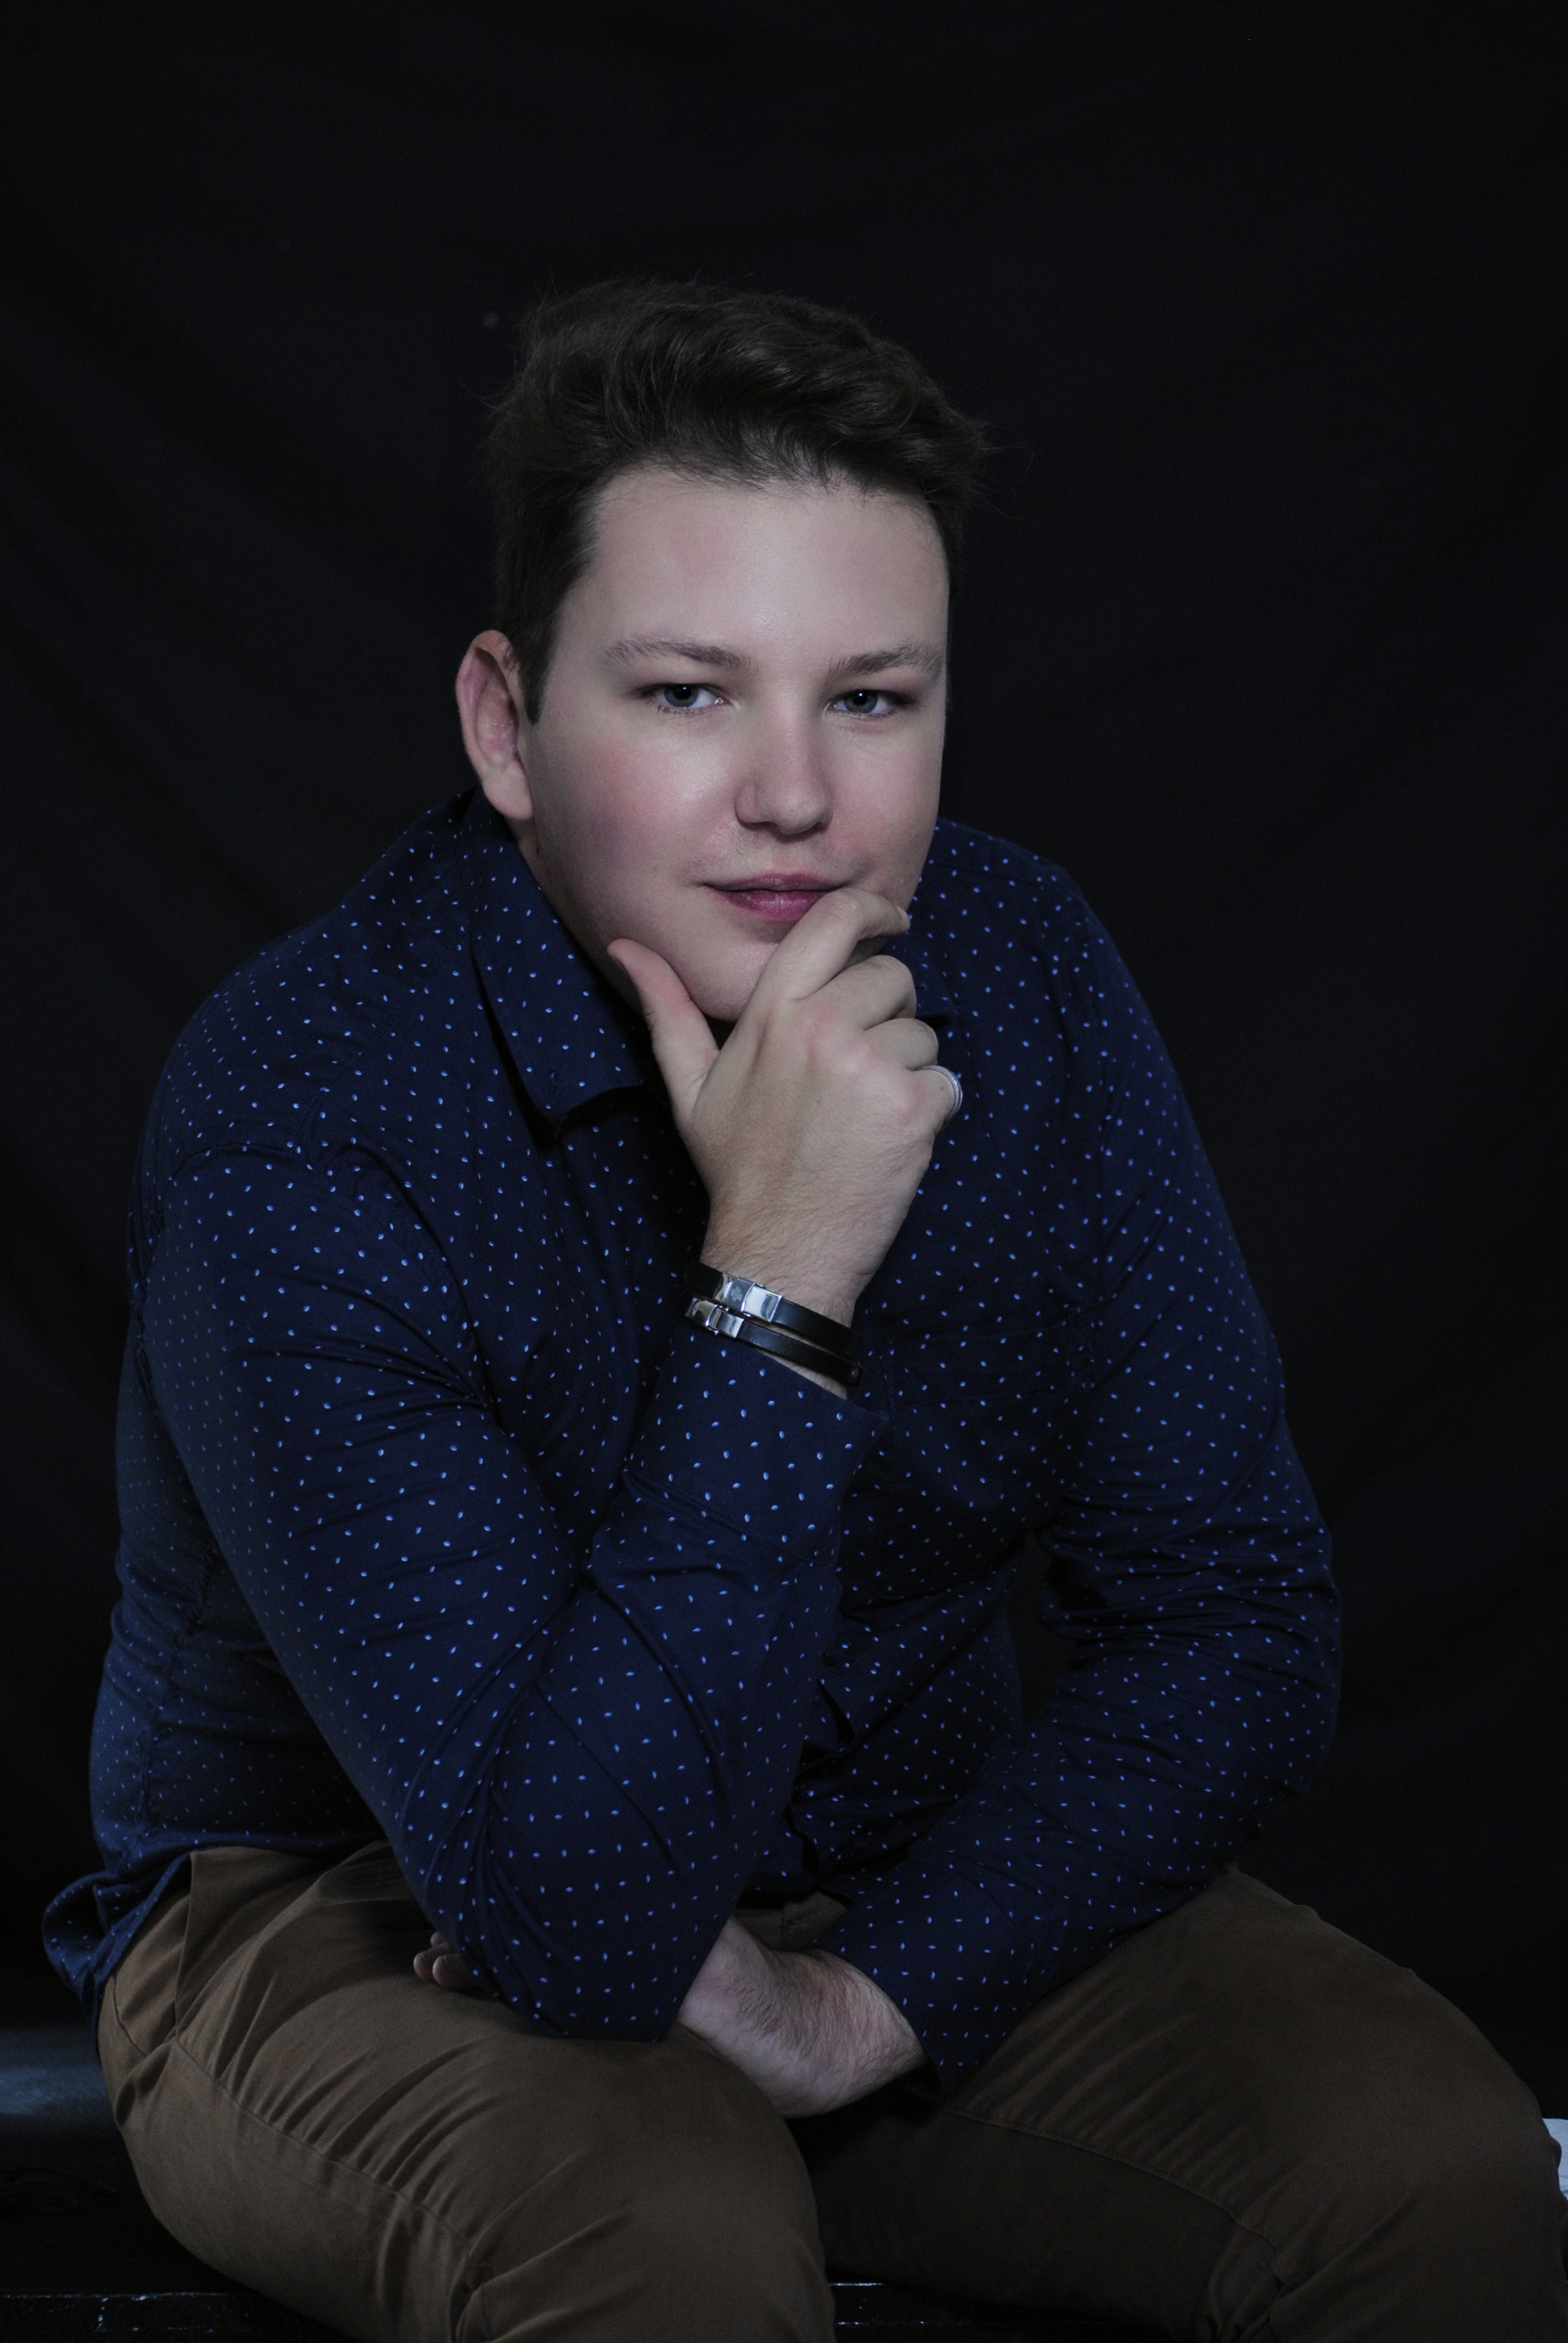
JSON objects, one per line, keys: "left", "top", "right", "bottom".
{"left": 47, "top": 793, "right": 1338, "bottom": 2086}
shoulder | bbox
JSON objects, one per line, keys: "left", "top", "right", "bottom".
{"left": 922, "top": 816, "right": 1080, "bottom": 899}
{"left": 912, "top": 819, "right": 1173, "bottom": 1111}
{"left": 913, "top": 818, "right": 1109, "bottom": 1004}
{"left": 143, "top": 796, "right": 474, "bottom": 1182}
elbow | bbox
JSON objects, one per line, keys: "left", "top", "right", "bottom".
{"left": 414, "top": 1836, "right": 716, "bottom": 2045}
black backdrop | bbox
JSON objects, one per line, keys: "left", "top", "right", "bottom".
{"left": 4, "top": 1, "right": 1567, "bottom": 2095}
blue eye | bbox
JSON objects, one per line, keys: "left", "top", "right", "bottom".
{"left": 650, "top": 683, "right": 720, "bottom": 712}
{"left": 834, "top": 688, "right": 901, "bottom": 716}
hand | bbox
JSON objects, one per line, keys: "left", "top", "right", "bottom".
{"left": 609, "top": 890, "right": 953, "bottom": 1326}
{"left": 673, "top": 1916, "right": 926, "bottom": 2117}
{"left": 413, "top": 1930, "right": 477, "bottom": 1991}
{"left": 412, "top": 1918, "right": 924, "bottom": 2113}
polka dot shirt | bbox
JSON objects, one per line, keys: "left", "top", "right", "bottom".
{"left": 45, "top": 793, "right": 1339, "bottom": 2088}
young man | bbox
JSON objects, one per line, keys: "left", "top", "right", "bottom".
{"left": 49, "top": 283, "right": 1566, "bottom": 2340}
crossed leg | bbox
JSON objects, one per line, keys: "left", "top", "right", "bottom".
{"left": 800, "top": 1870, "right": 1568, "bottom": 2341}
{"left": 99, "top": 1841, "right": 834, "bottom": 2343}
{"left": 100, "top": 1844, "right": 1568, "bottom": 2342}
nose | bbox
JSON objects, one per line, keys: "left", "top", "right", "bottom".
{"left": 732, "top": 703, "right": 833, "bottom": 837}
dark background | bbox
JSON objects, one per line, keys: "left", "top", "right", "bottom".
{"left": 4, "top": 2, "right": 1566, "bottom": 2094}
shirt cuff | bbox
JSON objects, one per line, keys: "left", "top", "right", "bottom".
{"left": 826, "top": 1847, "right": 1053, "bottom": 2092}
{"left": 625, "top": 1319, "right": 881, "bottom": 1561}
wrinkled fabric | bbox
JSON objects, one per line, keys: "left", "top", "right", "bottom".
{"left": 48, "top": 793, "right": 1338, "bottom": 2085}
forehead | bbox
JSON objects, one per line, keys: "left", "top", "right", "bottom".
{"left": 569, "top": 467, "right": 948, "bottom": 647}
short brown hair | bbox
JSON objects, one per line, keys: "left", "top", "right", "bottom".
{"left": 486, "top": 280, "right": 987, "bottom": 719}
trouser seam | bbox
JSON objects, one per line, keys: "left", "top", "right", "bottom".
{"left": 933, "top": 2099, "right": 1286, "bottom": 2263}
{"left": 101, "top": 1870, "right": 479, "bottom": 2278}
{"left": 117, "top": 2014, "right": 478, "bottom": 2305}
{"left": 102, "top": 1971, "right": 148, "bottom": 2063}
{"left": 149, "top": 2027, "right": 479, "bottom": 2271}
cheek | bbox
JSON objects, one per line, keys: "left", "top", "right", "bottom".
{"left": 542, "top": 741, "right": 672, "bottom": 903}
{"left": 578, "top": 773, "right": 657, "bottom": 867}
{"left": 841, "top": 750, "right": 942, "bottom": 901}
{"left": 569, "top": 730, "right": 734, "bottom": 890}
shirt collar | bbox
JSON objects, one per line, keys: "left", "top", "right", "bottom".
{"left": 457, "top": 791, "right": 955, "bottom": 1129}
{"left": 459, "top": 793, "right": 648, "bottom": 1126}
{"left": 887, "top": 867, "right": 956, "bottom": 1023}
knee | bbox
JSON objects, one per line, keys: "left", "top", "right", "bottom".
{"left": 460, "top": 2033, "right": 834, "bottom": 2343}
{"left": 1350, "top": 1996, "right": 1557, "bottom": 2234}
{"left": 588, "top": 2042, "right": 823, "bottom": 2288}
{"left": 1365, "top": 2059, "right": 1558, "bottom": 2243}
{"left": 1255, "top": 1989, "right": 1568, "bottom": 2338}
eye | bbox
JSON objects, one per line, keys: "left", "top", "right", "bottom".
{"left": 647, "top": 681, "right": 722, "bottom": 713}
{"left": 832, "top": 687, "right": 905, "bottom": 717}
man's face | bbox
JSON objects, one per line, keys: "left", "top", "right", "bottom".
{"left": 457, "top": 467, "right": 949, "bottom": 1023}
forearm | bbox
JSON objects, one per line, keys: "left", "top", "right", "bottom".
{"left": 416, "top": 1909, "right": 926, "bottom": 2115}
{"left": 422, "top": 1539, "right": 840, "bottom": 2037}
{"left": 675, "top": 1918, "right": 926, "bottom": 2115}
{"left": 149, "top": 1156, "right": 876, "bottom": 2042}
{"left": 829, "top": 1562, "right": 1339, "bottom": 2087}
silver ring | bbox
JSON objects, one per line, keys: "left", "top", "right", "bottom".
{"left": 935, "top": 1066, "right": 963, "bottom": 1125}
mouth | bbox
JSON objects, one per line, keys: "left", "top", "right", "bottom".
{"left": 704, "top": 874, "right": 844, "bottom": 925}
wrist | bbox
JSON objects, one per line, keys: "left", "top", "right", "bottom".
{"left": 699, "top": 1225, "right": 859, "bottom": 1327}
{"left": 686, "top": 1263, "right": 858, "bottom": 1388}
{"left": 678, "top": 1922, "right": 924, "bottom": 2115}
{"left": 803, "top": 1950, "right": 926, "bottom": 2093}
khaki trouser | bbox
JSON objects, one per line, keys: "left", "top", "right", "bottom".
{"left": 99, "top": 1840, "right": 1568, "bottom": 2341}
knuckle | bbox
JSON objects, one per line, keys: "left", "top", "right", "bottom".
{"left": 798, "top": 998, "right": 838, "bottom": 1052}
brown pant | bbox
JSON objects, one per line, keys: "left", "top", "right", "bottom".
{"left": 99, "top": 1841, "right": 1568, "bottom": 2342}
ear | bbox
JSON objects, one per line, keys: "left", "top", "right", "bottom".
{"left": 456, "top": 631, "right": 534, "bottom": 824}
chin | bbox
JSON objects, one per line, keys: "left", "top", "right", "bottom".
{"left": 673, "top": 943, "right": 780, "bottom": 1026}
{"left": 683, "top": 980, "right": 756, "bottom": 1026}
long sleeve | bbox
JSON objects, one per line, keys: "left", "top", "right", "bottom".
{"left": 828, "top": 906, "right": 1339, "bottom": 2085}
{"left": 139, "top": 1140, "right": 876, "bottom": 2039}
{"left": 53, "top": 804, "right": 1339, "bottom": 2058}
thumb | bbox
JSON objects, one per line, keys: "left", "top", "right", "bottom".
{"left": 607, "top": 939, "right": 719, "bottom": 1119}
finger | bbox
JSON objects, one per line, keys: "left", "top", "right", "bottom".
{"left": 868, "top": 1017, "right": 941, "bottom": 1072}
{"left": 607, "top": 939, "right": 719, "bottom": 1116}
{"left": 920, "top": 1063, "right": 963, "bottom": 1128}
{"left": 822, "top": 952, "right": 920, "bottom": 1031}
{"left": 431, "top": 1951, "right": 475, "bottom": 1991}
{"left": 744, "top": 888, "right": 909, "bottom": 1012}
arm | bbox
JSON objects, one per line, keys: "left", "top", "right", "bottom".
{"left": 411, "top": 888, "right": 1335, "bottom": 2105}
{"left": 417, "top": 1913, "right": 924, "bottom": 2112}
{"left": 632, "top": 890, "right": 1336, "bottom": 2103}
{"left": 144, "top": 1155, "right": 860, "bottom": 2039}
{"left": 146, "top": 887, "right": 954, "bottom": 2049}
{"left": 598, "top": 908, "right": 943, "bottom": 2106}
{"left": 822, "top": 904, "right": 1341, "bottom": 2085}
{"left": 672, "top": 1919, "right": 924, "bottom": 2110}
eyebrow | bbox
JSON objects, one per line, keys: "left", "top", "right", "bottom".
{"left": 836, "top": 641, "right": 946, "bottom": 683}
{"left": 608, "top": 636, "right": 746, "bottom": 669}
{"left": 607, "top": 635, "right": 946, "bottom": 681}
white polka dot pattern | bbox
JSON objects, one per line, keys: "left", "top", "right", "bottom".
{"left": 45, "top": 793, "right": 1339, "bottom": 2088}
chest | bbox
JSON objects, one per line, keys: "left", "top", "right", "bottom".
{"left": 440, "top": 1076, "right": 1087, "bottom": 1603}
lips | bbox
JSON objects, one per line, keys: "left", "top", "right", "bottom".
{"left": 707, "top": 876, "right": 841, "bottom": 923}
